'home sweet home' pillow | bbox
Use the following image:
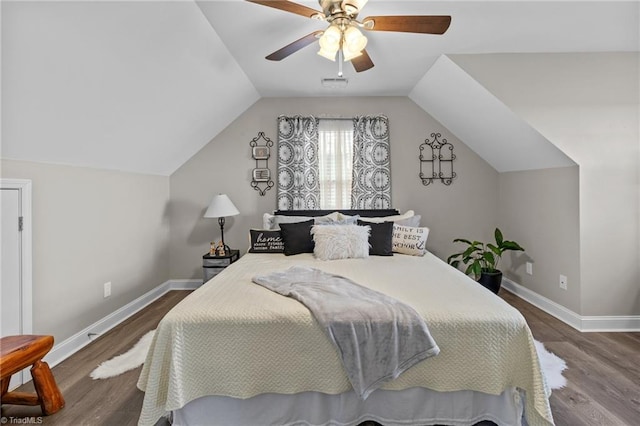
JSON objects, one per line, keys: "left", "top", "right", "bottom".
{"left": 392, "top": 224, "right": 429, "bottom": 256}
{"left": 248, "top": 229, "right": 284, "bottom": 253}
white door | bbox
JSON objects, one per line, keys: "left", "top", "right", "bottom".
{"left": 1, "top": 188, "right": 24, "bottom": 387}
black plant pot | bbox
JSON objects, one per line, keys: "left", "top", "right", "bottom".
{"left": 478, "top": 270, "right": 503, "bottom": 294}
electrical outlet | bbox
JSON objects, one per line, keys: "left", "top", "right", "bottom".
{"left": 104, "top": 281, "right": 112, "bottom": 298}
{"left": 559, "top": 275, "right": 568, "bottom": 290}
{"left": 526, "top": 262, "right": 533, "bottom": 275}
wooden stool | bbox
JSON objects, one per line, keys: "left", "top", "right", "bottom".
{"left": 0, "top": 335, "right": 65, "bottom": 415}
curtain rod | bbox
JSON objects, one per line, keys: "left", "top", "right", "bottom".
{"left": 279, "top": 115, "right": 387, "bottom": 121}
{"left": 315, "top": 115, "right": 387, "bottom": 120}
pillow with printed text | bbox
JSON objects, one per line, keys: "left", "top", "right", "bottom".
{"left": 392, "top": 224, "right": 429, "bottom": 256}
{"left": 248, "top": 229, "right": 284, "bottom": 253}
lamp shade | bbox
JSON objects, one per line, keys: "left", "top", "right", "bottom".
{"left": 204, "top": 194, "right": 239, "bottom": 218}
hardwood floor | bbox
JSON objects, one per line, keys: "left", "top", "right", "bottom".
{"left": 2, "top": 289, "right": 638, "bottom": 425}
{"left": 1, "top": 291, "right": 190, "bottom": 426}
{"left": 500, "top": 291, "right": 640, "bottom": 426}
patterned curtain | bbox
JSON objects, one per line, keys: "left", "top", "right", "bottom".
{"left": 351, "top": 115, "right": 391, "bottom": 209}
{"left": 277, "top": 115, "right": 321, "bottom": 210}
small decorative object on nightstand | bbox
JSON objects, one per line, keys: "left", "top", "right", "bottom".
{"left": 203, "top": 249, "right": 239, "bottom": 283}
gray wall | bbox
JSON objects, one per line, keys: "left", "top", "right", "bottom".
{"left": 1, "top": 159, "right": 171, "bottom": 342}
{"left": 169, "top": 96, "right": 499, "bottom": 280}
{"left": 498, "top": 167, "right": 581, "bottom": 313}
{"left": 453, "top": 52, "right": 640, "bottom": 316}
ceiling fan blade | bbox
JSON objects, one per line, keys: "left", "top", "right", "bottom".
{"left": 351, "top": 49, "right": 374, "bottom": 73}
{"left": 246, "top": 0, "right": 323, "bottom": 19}
{"left": 266, "top": 31, "right": 323, "bottom": 61}
{"left": 362, "top": 15, "right": 452, "bottom": 34}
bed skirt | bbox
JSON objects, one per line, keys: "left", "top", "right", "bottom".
{"left": 171, "top": 387, "right": 526, "bottom": 426}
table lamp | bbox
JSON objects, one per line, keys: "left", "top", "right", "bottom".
{"left": 204, "top": 194, "right": 239, "bottom": 254}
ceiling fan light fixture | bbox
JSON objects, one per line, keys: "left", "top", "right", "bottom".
{"left": 342, "top": 47, "right": 362, "bottom": 61}
{"left": 318, "top": 47, "right": 338, "bottom": 61}
{"left": 320, "top": 25, "right": 341, "bottom": 50}
{"left": 343, "top": 3, "right": 358, "bottom": 15}
{"left": 343, "top": 26, "right": 367, "bottom": 53}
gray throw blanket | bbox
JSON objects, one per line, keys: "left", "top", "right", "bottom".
{"left": 252, "top": 266, "right": 440, "bottom": 399}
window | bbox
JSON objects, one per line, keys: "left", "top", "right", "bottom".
{"left": 318, "top": 119, "right": 354, "bottom": 209}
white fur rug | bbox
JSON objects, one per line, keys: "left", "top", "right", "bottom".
{"left": 534, "top": 339, "right": 568, "bottom": 390}
{"left": 90, "top": 329, "right": 155, "bottom": 379}
{"left": 90, "top": 330, "right": 568, "bottom": 390}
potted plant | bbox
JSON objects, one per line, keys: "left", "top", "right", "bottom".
{"left": 447, "top": 228, "right": 525, "bottom": 294}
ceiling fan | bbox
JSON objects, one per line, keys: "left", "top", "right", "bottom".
{"left": 247, "top": 0, "right": 451, "bottom": 73}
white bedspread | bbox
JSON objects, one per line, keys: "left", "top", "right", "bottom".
{"left": 137, "top": 252, "right": 554, "bottom": 426}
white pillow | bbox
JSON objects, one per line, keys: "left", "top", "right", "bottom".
{"left": 311, "top": 224, "right": 370, "bottom": 261}
{"left": 262, "top": 213, "right": 312, "bottom": 230}
{"left": 394, "top": 214, "right": 421, "bottom": 227}
{"left": 392, "top": 224, "right": 429, "bottom": 256}
{"left": 359, "top": 210, "right": 415, "bottom": 224}
{"left": 312, "top": 211, "right": 342, "bottom": 224}
{"left": 263, "top": 212, "right": 344, "bottom": 230}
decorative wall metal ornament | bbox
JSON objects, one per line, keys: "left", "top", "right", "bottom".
{"left": 419, "top": 132, "right": 456, "bottom": 186}
{"left": 250, "top": 132, "right": 274, "bottom": 196}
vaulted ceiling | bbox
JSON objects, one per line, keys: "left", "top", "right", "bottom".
{"left": 1, "top": 1, "right": 638, "bottom": 175}
{"left": 201, "top": 0, "right": 638, "bottom": 97}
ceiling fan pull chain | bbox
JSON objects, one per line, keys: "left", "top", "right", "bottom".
{"left": 338, "top": 50, "right": 344, "bottom": 77}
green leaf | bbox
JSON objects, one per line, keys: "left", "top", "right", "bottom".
{"left": 447, "top": 253, "right": 461, "bottom": 264}
{"left": 472, "top": 262, "right": 482, "bottom": 279}
{"left": 464, "top": 263, "right": 474, "bottom": 276}
{"left": 487, "top": 243, "right": 502, "bottom": 256}
{"left": 462, "top": 246, "right": 480, "bottom": 258}
{"left": 453, "top": 238, "right": 473, "bottom": 245}
{"left": 482, "top": 251, "right": 495, "bottom": 267}
{"left": 494, "top": 228, "right": 504, "bottom": 246}
{"left": 502, "top": 241, "right": 525, "bottom": 251}
{"left": 450, "top": 260, "right": 460, "bottom": 268}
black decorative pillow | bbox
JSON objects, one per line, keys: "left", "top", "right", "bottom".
{"left": 279, "top": 220, "right": 315, "bottom": 256}
{"left": 248, "top": 229, "right": 284, "bottom": 253}
{"left": 357, "top": 220, "right": 394, "bottom": 256}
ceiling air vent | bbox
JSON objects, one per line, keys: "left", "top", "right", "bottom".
{"left": 321, "top": 78, "right": 348, "bottom": 88}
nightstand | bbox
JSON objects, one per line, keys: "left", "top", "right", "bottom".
{"left": 202, "top": 250, "right": 239, "bottom": 283}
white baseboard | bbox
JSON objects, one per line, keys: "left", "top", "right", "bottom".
{"left": 502, "top": 278, "right": 640, "bottom": 332}
{"left": 45, "top": 279, "right": 201, "bottom": 368}
{"left": 580, "top": 315, "right": 640, "bottom": 332}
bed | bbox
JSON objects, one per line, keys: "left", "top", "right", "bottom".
{"left": 137, "top": 210, "right": 554, "bottom": 426}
